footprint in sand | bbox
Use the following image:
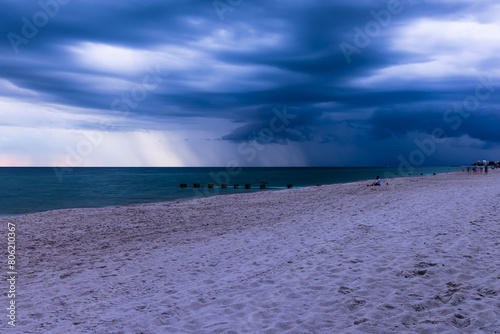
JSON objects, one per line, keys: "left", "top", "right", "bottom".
{"left": 338, "top": 286, "right": 355, "bottom": 294}
{"left": 451, "top": 313, "right": 471, "bottom": 328}
{"left": 347, "top": 298, "right": 366, "bottom": 311}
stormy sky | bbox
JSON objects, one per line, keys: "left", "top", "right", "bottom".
{"left": 1, "top": 0, "right": 499, "bottom": 167}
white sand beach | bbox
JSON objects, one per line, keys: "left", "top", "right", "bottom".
{"left": 2, "top": 171, "right": 499, "bottom": 333}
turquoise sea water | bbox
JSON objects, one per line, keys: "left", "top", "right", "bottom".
{"left": 0, "top": 166, "right": 461, "bottom": 216}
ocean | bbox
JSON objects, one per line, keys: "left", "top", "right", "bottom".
{"left": 0, "top": 166, "right": 461, "bottom": 217}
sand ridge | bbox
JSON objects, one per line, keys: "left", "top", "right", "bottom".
{"left": 1, "top": 171, "right": 499, "bottom": 333}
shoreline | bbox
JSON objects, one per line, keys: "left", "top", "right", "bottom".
{"left": 0, "top": 168, "right": 464, "bottom": 219}
{"left": 2, "top": 170, "right": 499, "bottom": 332}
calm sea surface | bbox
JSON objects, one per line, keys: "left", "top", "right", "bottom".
{"left": 0, "top": 166, "right": 461, "bottom": 216}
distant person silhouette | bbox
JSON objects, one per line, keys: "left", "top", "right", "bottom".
{"left": 368, "top": 176, "right": 382, "bottom": 186}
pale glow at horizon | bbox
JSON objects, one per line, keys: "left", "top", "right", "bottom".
{"left": 0, "top": 126, "right": 191, "bottom": 167}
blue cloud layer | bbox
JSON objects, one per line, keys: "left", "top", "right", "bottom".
{"left": 1, "top": 0, "right": 499, "bottom": 165}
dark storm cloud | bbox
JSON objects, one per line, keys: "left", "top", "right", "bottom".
{"left": 2, "top": 0, "right": 499, "bottom": 162}
{"left": 367, "top": 106, "right": 500, "bottom": 144}
{"left": 220, "top": 105, "right": 322, "bottom": 143}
